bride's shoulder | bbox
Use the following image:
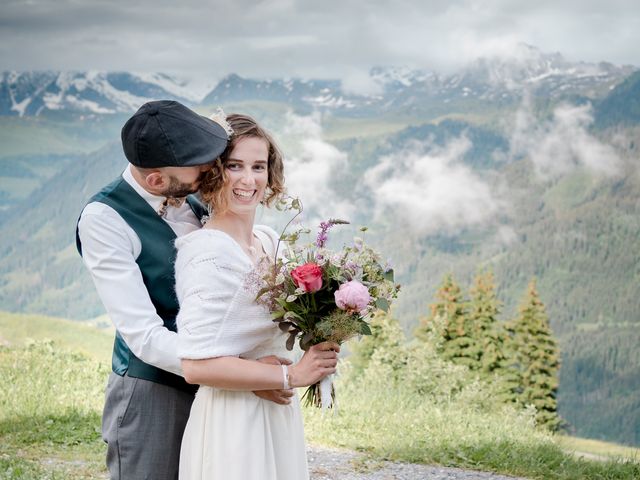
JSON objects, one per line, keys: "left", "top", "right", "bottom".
{"left": 175, "top": 228, "right": 215, "bottom": 248}
{"left": 253, "top": 224, "right": 279, "bottom": 241}
{"left": 253, "top": 224, "right": 280, "bottom": 257}
{"left": 174, "top": 229, "right": 237, "bottom": 263}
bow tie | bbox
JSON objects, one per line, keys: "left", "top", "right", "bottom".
{"left": 158, "top": 197, "right": 186, "bottom": 217}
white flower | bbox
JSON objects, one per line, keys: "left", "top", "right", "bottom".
{"left": 286, "top": 295, "right": 297, "bottom": 303}
{"left": 276, "top": 273, "right": 285, "bottom": 285}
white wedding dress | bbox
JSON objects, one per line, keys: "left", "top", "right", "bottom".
{"left": 174, "top": 225, "right": 308, "bottom": 480}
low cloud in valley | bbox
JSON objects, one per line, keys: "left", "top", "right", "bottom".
{"left": 509, "top": 99, "right": 622, "bottom": 178}
{"left": 363, "top": 137, "right": 504, "bottom": 236}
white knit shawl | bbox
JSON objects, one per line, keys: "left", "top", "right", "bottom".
{"left": 174, "top": 225, "right": 284, "bottom": 360}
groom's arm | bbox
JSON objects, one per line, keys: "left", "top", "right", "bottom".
{"left": 78, "top": 204, "right": 183, "bottom": 376}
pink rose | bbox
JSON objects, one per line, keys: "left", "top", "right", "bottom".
{"left": 334, "top": 280, "right": 371, "bottom": 312}
{"left": 291, "top": 263, "right": 323, "bottom": 293}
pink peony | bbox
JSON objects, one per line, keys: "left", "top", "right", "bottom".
{"left": 291, "top": 263, "right": 323, "bottom": 293}
{"left": 334, "top": 280, "right": 371, "bottom": 312}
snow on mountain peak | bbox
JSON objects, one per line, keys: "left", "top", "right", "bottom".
{"left": 370, "top": 66, "right": 432, "bottom": 88}
{"left": 133, "top": 72, "right": 206, "bottom": 102}
{"left": 1, "top": 71, "right": 198, "bottom": 116}
{"left": 466, "top": 44, "right": 621, "bottom": 89}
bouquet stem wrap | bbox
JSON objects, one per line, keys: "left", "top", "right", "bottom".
{"left": 302, "top": 374, "right": 335, "bottom": 409}
{"left": 319, "top": 375, "right": 334, "bottom": 410}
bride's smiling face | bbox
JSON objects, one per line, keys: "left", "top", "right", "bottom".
{"left": 223, "top": 136, "right": 269, "bottom": 214}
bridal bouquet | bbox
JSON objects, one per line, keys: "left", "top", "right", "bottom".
{"left": 254, "top": 209, "right": 400, "bottom": 409}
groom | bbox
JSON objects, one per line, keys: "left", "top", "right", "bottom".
{"left": 76, "top": 100, "right": 293, "bottom": 480}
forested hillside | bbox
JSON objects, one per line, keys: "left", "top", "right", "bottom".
{"left": 560, "top": 327, "right": 640, "bottom": 444}
{"left": 0, "top": 143, "right": 125, "bottom": 318}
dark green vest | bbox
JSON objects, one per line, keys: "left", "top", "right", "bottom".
{"left": 76, "top": 176, "right": 208, "bottom": 393}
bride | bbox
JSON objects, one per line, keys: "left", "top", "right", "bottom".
{"left": 174, "top": 113, "right": 338, "bottom": 479}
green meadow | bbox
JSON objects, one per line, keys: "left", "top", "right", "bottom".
{"left": 1, "top": 311, "right": 638, "bottom": 479}
{"left": 0, "top": 312, "right": 113, "bottom": 362}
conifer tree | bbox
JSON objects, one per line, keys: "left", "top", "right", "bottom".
{"left": 468, "top": 271, "right": 510, "bottom": 371}
{"left": 468, "top": 271, "right": 520, "bottom": 401}
{"left": 506, "top": 278, "right": 561, "bottom": 430}
{"left": 415, "top": 274, "right": 481, "bottom": 369}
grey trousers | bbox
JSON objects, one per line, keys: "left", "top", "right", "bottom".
{"left": 101, "top": 372, "right": 195, "bottom": 480}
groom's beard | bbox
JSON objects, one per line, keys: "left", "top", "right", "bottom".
{"left": 162, "top": 173, "right": 206, "bottom": 198}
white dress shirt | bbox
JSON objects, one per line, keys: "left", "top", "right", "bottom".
{"left": 77, "top": 165, "right": 202, "bottom": 376}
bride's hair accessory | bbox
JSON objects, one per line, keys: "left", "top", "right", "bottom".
{"left": 200, "top": 203, "right": 213, "bottom": 226}
{"left": 208, "top": 107, "right": 234, "bottom": 139}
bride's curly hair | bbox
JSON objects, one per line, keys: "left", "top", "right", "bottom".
{"left": 200, "top": 113, "right": 285, "bottom": 214}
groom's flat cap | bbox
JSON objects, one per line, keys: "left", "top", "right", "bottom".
{"left": 121, "top": 100, "right": 228, "bottom": 168}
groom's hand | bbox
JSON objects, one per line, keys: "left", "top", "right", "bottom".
{"left": 254, "top": 388, "right": 295, "bottom": 405}
{"left": 254, "top": 356, "right": 295, "bottom": 405}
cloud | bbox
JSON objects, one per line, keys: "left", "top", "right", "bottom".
{"left": 496, "top": 225, "right": 518, "bottom": 246}
{"left": 1, "top": 1, "right": 639, "bottom": 82}
{"left": 363, "top": 136, "right": 503, "bottom": 236}
{"left": 341, "top": 69, "right": 384, "bottom": 96}
{"left": 265, "top": 114, "right": 508, "bottom": 240}
{"left": 245, "top": 35, "right": 320, "bottom": 51}
{"left": 269, "top": 114, "right": 510, "bottom": 240}
{"left": 509, "top": 97, "right": 621, "bottom": 178}
{"left": 275, "top": 112, "right": 354, "bottom": 221}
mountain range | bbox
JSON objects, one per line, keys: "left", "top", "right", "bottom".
{"left": 1, "top": 44, "right": 639, "bottom": 446}
{"left": 1, "top": 44, "right": 634, "bottom": 118}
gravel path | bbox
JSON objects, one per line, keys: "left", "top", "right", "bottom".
{"left": 308, "top": 445, "right": 528, "bottom": 480}
{"left": 40, "top": 444, "right": 529, "bottom": 479}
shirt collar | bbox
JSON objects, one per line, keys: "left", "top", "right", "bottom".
{"left": 122, "top": 164, "right": 167, "bottom": 214}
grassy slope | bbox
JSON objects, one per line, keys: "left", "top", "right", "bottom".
{"left": 0, "top": 311, "right": 112, "bottom": 363}
{"left": 303, "top": 339, "right": 640, "bottom": 480}
{"left": 559, "top": 436, "right": 640, "bottom": 461}
{"left": 0, "top": 312, "right": 111, "bottom": 478}
{"left": 1, "top": 313, "right": 639, "bottom": 479}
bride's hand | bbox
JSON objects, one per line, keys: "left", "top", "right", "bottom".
{"left": 288, "top": 342, "right": 340, "bottom": 388}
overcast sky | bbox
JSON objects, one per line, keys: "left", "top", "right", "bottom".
{"left": 2, "top": 0, "right": 639, "bottom": 85}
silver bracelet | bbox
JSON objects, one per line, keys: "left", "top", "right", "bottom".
{"left": 281, "top": 364, "right": 291, "bottom": 389}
